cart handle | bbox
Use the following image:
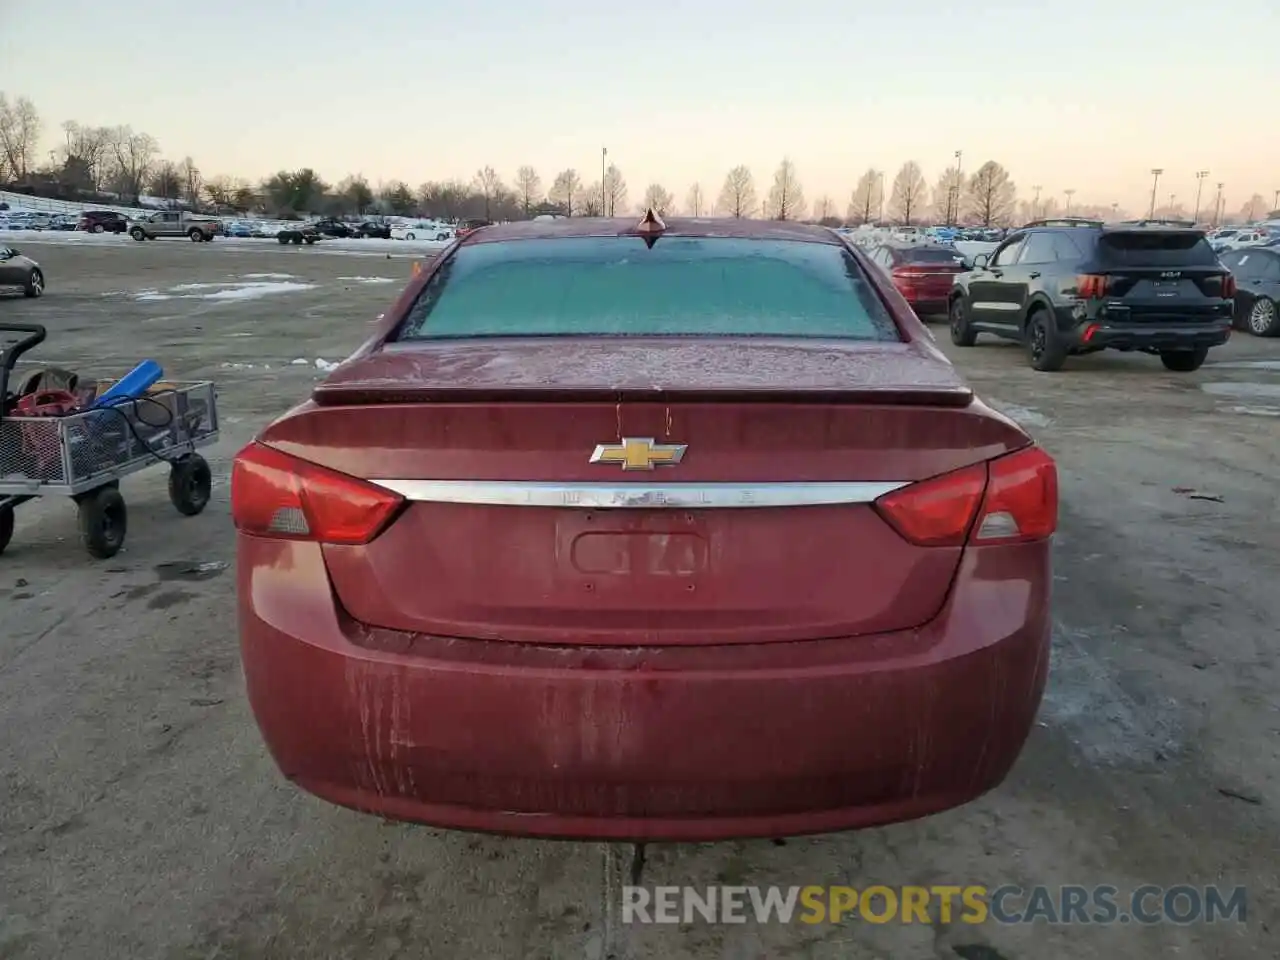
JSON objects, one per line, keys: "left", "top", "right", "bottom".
{"left": 0, "top": 323, "right": 47, "bottom": 371}
{"left": 0, "top": 323, "right": 47, "bottom": 415}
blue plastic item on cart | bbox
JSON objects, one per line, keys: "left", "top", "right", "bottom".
{"left": 92, "top": 360, "right": 163, "bottom": 408}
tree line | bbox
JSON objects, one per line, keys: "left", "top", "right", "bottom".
{"left": 3, "top": 92, "right": 1275, "bottom": 227}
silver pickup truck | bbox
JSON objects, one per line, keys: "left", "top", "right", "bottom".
{"left": 128, "top": 211, "right": 223, "bottom": 242}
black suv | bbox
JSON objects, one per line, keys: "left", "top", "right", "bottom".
{"left": 948, "top": 220, "right": 1235, "bottom": 371}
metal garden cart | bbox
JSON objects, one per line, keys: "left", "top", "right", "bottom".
{"left": 0, "top": 323, "right": 219, "bottom": 559}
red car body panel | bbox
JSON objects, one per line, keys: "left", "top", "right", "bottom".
{"left": 239, "top": 538, "right": 1048, "bottom": 841}
{"left": 235, "top": 217, "right": 1055, "bottom": 840}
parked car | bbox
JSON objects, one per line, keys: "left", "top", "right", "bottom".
{"left": 948, "top": 221, "right": 1234, "bottom": 371}
{"left": 1213, "top": 229, "right": 1269, "bottom": 253}
{"left": 1219, "top": 247, "right": 1280, "bottom": 337}
{"left": 0, "top": 245, "right": 45, "bottom": 297}
{"left": 355, "top": 220, "right": 392, "bottom": 239}
{"left": 223, "top": 220, "right": 254, "bottom": 238}
{"left": 306, "top": 218, "right": 355, "bottom": 239}
{"left": 391, "top": 220, "right": 453, "bottom": 241}
{"left": 455, "top": 218, "right": 492, "bottom": 239}
{"left": 129, "top": 211, "right": 222, "bottom": 242}
{"left": 276, "top": 223, "right": 321, "bottom": 245}
{"left": 48, "top": 214, "right": 79, "bottom": 231}
{"left": 232, "top": 215, "right": 1058, "bottom": 841}
{"left": 79, "top": 210, "right": 130, "bottom": 234}
{"left": 867, "top": 243, "right": 968, "bottom": 317}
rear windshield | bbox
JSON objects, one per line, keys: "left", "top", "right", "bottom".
{"left": 1098, "top": 231, "right": 1218, "bottom": 266}
{"left": 395, "top": 237, "right": 901, "bottom": 341}
{"left": 902, "top": 247, "right": 965, "bottom": 264}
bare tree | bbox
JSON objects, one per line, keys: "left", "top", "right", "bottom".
{"left": 231, "top": 180, "right": 257, "bottom": 212}
{"left": 888, "top": 161, "right": 927, "bottom": 225}
{"left": 765, "top": 159, "right": 806, "bottom": 221}
{"left": 180, "top": 156, "right": 202, "bottom": 207}
{"left": 812, "top": 195, "right": 837, "bottom": 223}
{"left": 640, "top": 183, "right": 675, "bottom": 215}
{"left": 581, "top": 182, "right": 604, "bottom": 216}
{"left": 1240, "top": 194, "right": 1266, "bottom": 222}
{"left": 846, "top": 168, "right": 882, "bottom": 225}
{"left": 149, "top": 160, "right": 182, "bottom": 201}
{"left": 473, "top": 166, "right": 502, "bottom": 220}
{"left": 0, "top": 93, "right": 41, "bottom": 182}
{"left": 513, "top": 165, "right": 542, "bottom": 217}
{"left": 204, "top": 175, "right": 233, "bottom": 208}
{"left": 60, "top": 120, "right": 111, "bottom": 192}
{"left": 105, "top": 125, "right": 159, "bottom": 200}
{"left": 964, "top": 161, "right": 1017, "bottom": 227}
{"left": 717, "top": 165, "right": 757, "bottom": 218}
{"left": 419, "top": 180, "right": 472, "bottom": 219}
{"left": 931, "top": 167, "right": 964, "bottom": 225}
{"left": 549, "top": 169, "right": 583, "bottom": 216}
{"left": 685, "top": 183, "right": 705, "bottom": 217}
{"left": 603, "top": 164, "right": 627, "bottom": 216}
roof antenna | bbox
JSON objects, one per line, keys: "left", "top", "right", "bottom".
{"left": 635, "top": 208, "right": 666, "bottom": 249}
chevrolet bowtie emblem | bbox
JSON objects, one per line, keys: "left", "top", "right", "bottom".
{"left": 590, "top": 437, "right": 688, "bottom": 471}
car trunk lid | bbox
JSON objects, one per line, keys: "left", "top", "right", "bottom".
{"left": 260, "top": 338, "right": 1027, "bottom": 646}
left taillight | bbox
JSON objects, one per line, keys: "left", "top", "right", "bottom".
{"left": 231, "top": 442, "right": 403, "bottom": 545}
{"left": 873, "top": 445, "right": 1058, "bottom": 547}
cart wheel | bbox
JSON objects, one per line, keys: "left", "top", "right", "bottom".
{"left": 0, "top": 506, "right": 13, "bottom": 556}
{"left": 169, "top": 454, "right": 212, "bottom": 516}
{"left": 77, "top": 487, "right": 127, "bottom": 559}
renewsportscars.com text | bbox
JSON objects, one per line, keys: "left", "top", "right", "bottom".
{"left": 621, "top": 885, "right": 1247, "bottom": 926}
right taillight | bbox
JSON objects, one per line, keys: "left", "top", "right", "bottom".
{"left": 231, "top": 442, "right": 403, "bottom": 545}
{"left": 1076, "top": 274, "right": 1110, "bottom": 298}
{"left": 874, "top": 446, "right": 1058, "bottom": 547}
{"left": 1222, "top": 273, "right": 1237, "bottom": 298}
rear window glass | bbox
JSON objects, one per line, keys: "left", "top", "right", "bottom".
{"left": 395, "top": 237, "right": 901, "bottom": 341}
{"left": 1098, "top": 231, "right": 1218, "bottom": 266}
{"left": 902, "top": 247, "right": 965, "bottom": 264}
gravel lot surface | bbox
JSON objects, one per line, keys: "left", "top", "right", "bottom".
{"left": 1, "top": 239, "right": 1277, "bottom": 960}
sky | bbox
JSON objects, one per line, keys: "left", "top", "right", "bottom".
{"left": 1, "top": 0, "right": 1276, "bottom": 215}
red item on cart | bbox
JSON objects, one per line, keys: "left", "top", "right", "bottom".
{"left": 14, "top": 389, "right": 80, "bottom": 417}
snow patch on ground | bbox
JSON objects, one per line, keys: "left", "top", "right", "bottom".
{"left": 242, "top": 272, "right": 295, "bottom": 280}
{"left": 336, "top": 276, "right": 397, "bottom": 284}
{"left": 131, "top": 280, "right": 316, "bottom": 302}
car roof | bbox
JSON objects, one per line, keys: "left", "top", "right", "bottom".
{"left": 463, "top": 216, "right": 843, "bottom": 245}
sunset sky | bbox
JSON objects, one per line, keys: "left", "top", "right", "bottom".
{"left": 2, "top": 0, "right": 1275, "bottom": 215}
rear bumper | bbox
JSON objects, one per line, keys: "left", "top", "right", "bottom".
{"left": 238, "top": 537, "right": 1051, "bottom": 841}
{"left": 1058, "top": 307, "right": 1231, "bottom": 351}
{"left": 904, "top": 297, "right": 950, "bottom": 316}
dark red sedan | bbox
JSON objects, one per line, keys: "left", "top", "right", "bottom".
{"left": 868, "top": 242, "right": 969, "bottom": 317}
{"left": 233, "top": 214, "right": 1057, "bottom": 841}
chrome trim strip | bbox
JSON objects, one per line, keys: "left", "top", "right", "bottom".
{"left": 371, "top": 479, "right": 907, "bottom": 509}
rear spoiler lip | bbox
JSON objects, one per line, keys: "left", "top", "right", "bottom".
{"left": 311, "top": 383, "right": 975, "bottom": 407}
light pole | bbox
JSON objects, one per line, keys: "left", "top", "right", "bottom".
{"left": 1111, "top": 202, "right": 1119, "bottom": 221}
{"left": 1273, "top": 188, "right": 1279, "bottom": 214}
{"left": 1148, "top": 168, "right": 1163, "bottom": 218}
{"left": 601, "top": 147, "right": 608, "bottom": 216}
{"left": 951, "top": 149, "right": 963, "bottom": 226}
{"left": 1064, "top": 188, "right": 1075, "bottom": 215}
{"left": 877, "top": 171, "right": 885, "bottom": 224}
{"left": 1168, "top": 193, "right": 1175, "bottom": 217}
{"left": 1193, "top": 171, "right": 1209, "bottom": 224}
{"left": 1032, "top": 185, "right": 1041, "bottom": 219}
{"left": 1213, "top": 182, "right": 1224, "bottom": 227}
